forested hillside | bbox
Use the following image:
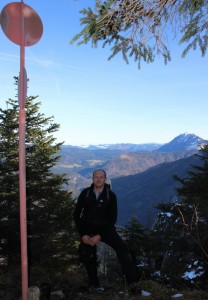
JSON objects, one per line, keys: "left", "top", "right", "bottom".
{"left": 112, "top": 154, "right": 201, "bottom": 227}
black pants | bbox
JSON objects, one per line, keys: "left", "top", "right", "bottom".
{"left": 79, "top": 228, "right": 139, "bottom": 286}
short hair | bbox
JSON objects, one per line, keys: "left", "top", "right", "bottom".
{"left": 93, "top": 169, "right": 107, "bottom": 178}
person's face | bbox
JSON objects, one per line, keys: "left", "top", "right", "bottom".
{"left": 93, "top": 170, "right": 106, "bottom": 189}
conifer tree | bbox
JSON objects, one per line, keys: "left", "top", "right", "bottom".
{"left": 122, "top": 217, "right": 154, "bottom": 279}
{"left": 153, "top": 202, "right": 207, "bottom": 288}
{"left": 153, "top": 147, "right": 208, "bottom": 287}
{"left": 174, "top": 145, "right": 208, "bottom": 265}
{"left": 123, "top": 216, "right": 149, "bottom": 261}
{"left": 175, "top": 145, "right": 208, "bottom": 220}
{"left": 0, "top": 78, "right": 77, "bottom": 285}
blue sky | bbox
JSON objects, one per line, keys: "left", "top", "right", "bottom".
{"left": 0, "top": 0, "right": 207, "bottom": 146}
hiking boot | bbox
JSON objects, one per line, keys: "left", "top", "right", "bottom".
{"left": 128, "top": 282, "right": 142, "bottom": 296}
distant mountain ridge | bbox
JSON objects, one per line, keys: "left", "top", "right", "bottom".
{"left": 82, "top": 143, "right": 162, "bottom": 152}
{"left": 90, "top": 150, "right": 196, "bottom": 179}
{"left": 57, "top": 133, "right": 206, "bottom": 181}
{"left": 61, "top": 143, "right": 162, "bottom": 152}
{"left": 63, "top": 133, "right": 207, "bottom": 152}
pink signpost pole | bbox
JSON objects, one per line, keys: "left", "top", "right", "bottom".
{"left": 19, "top": 2, "right": 28, "bottom": 299}
{"left": 0, "top": 2, "right": 43, "bottom": 299}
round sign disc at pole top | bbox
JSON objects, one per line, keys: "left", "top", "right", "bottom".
{"left": 1, "top": 2, "right": 43, "bottom": 46}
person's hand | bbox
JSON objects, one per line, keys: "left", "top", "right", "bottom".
{"left": 89, "top": 234, "right": 101, "bottom": 246}
{"left": 81, "top": 235, "right": 92, "bottom": 245}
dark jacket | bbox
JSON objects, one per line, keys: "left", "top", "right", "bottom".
{"left": 73, "top": 183, "right": 117, "bottom": 238}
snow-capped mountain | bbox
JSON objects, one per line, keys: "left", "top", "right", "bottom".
{"left": 156, "top": 133, "right": 207, "bottom": 152}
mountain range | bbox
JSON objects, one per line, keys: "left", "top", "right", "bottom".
{"left": 67, "top": 132, "right": 206, "bottom": 152}
{"left": 53, "top": 133, "right": 207, "bottom": 227}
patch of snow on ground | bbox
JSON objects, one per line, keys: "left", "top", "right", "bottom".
{"left": 171, "top": 293, "right": 184, "bottom": 298}
{"left": 141, "top": 290, "right": 152, "bottom": 297}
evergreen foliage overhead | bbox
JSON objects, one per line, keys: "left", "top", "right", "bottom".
{"left": 70, "top": 0, "right": 208, "bottom": 68}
